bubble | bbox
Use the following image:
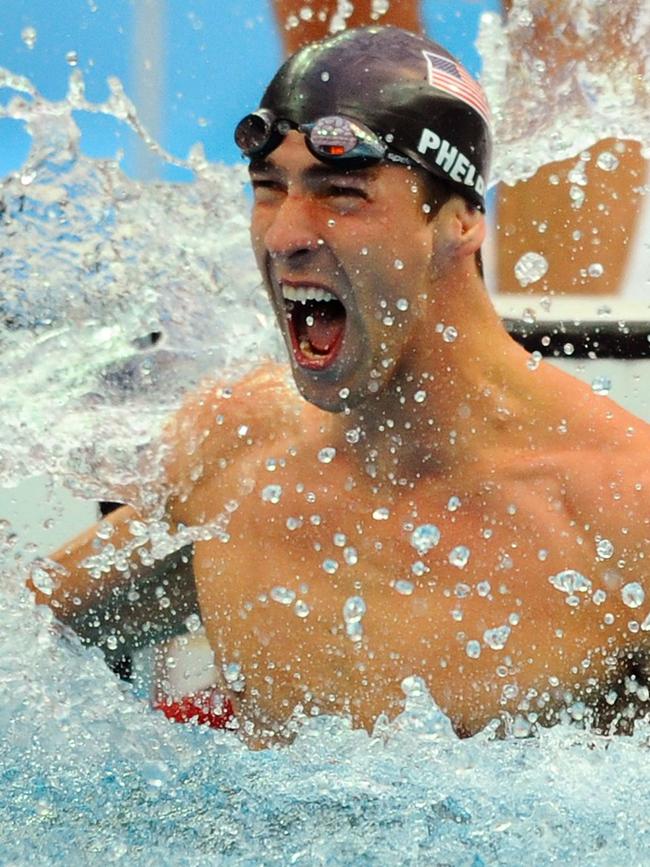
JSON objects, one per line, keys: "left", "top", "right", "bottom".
{"left": 588, "top": 263, "right": 604, "bottom": 278}
{"left": 570, "top": 186, "right": 585, "bottom": 208}
{"left": 21, "top": 26, "right": 37, "bottom": 49}
{"left": 372, "top": 507, "right": 390, "bottom": 521}
{"left": 343, "top": 546, "right": 358, "bottom": 566}
{"left": 410, "top": 524, "right": 441, "bottom": 554}
{"left": 322, "top": 558, "right": 339, "bottom": 575}
{"left": 477, "top": 580, "right": 491, "bottom": 597}
{"left": 411, "top": 560, "right": 428, "bottom": 576}
{"left": 294, "top": 600, "right": 311, "bottom": 618}
{"left": 345, "top": 427, "right": 360, "bottom": 444}
{"left": 339, "top": 387, "right": 350, "bottom": 399}
{"left": 270, "top": 586, "right": 296, "bottom": 605}
{"left": 596, "top": 151, "right": 619, "bottom": 171}
{"left": 105, "top": 635, "right": 119, "bottom": 650}
{"left": 449, "top": 545, "right": 470, "bottom": 569}
{"left": 592, "top": 589, "right": 607, "bottom": 605}
{"left": 563, "top": 343, "right": 574, "bottom": 356}
{"left": 392, "top": 579, "right": 414, "bottom": 596}
{"left": 447, "top": 495, "right": 462, "bottom": 512}
{"left": 596, "top": 538, "right": 614, "bottom": 559}
{"left": 442, "top": 326, "right": 458, "bottom": 343}
{"left": 483, "top": 625, "right": 511, "bottom": 650}
{"left": 466, "top": 640, "right": 481, "bottom": 659}
{"left": 514, "top": 252, "right": 548, "bottom": 287}
{"left": 261, "top": 484, "right": 282, "bottom": 504}
{"left": 549, "top": 569, "right": 592, "bottom": 596}
{"left": 333, "top": 532, "right": 347, "bottom": 547}
{"left": 621, "top": 582, "right": 644, "bottom": 609}
{"left": 317, "top": 447, "right": 336, "bottom": 464}
{"left": 591, "top": 376, "right": 612, "bottom": 396}
{"left": 414, "top": 390, "right": 427, "bottom": 403}
{"left": 396, "top": 298, "right": 409, "bottom": 311}
{"left": 394, "top": 259, "right": 404, "bottom": 271}
{"left": 286, "top": 516, "right": 303, "bottom": 531}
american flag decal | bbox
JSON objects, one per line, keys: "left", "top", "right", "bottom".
{"left": 422, "top": 50, "right": 491, "bottom": 126}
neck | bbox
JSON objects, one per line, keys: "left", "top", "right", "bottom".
{"left": 335, "top": 270, "right": 530, "bottom": 486}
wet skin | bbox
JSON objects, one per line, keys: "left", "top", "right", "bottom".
{"left": 40, "top": 134, "right": 650, "bottom": 745}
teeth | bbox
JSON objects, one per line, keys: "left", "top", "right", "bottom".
{"left": 283, "top": 286, "right": 336, "bottom": 304}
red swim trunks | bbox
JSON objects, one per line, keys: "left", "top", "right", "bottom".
{"left": 155, "top": 687, "right": 235, "bottom": 730}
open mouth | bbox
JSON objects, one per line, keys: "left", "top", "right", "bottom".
{"left": 282, "top": 285, "right": 346, "bottom": 370}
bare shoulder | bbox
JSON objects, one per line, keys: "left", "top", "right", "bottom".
{"left": 162, "top": 362, "right": 302, "bottom": 510}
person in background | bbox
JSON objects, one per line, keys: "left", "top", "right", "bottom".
{"left": 271, "top": 0, "right": 647, "bottom": 297}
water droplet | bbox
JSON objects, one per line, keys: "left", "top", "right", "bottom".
{"left": 414, "top": 390, "right": 427, "bottom": 403}
{"left": 549, "top": 569, "right": 592, "bottom": 595}
{"left": 261, "top": 484, "right": 282, "bottom": 504}
{"left": 522, "top": 307, "right": 537, "bottom": 324}
{"left": 345, "top": 427, "right": 360, "bottom": 444}
{"left": 563, "top": 343, "right": 574, "bottom": 356}
{"left": 527, "top": 351, "right": 542, "bottom": 371}
{"left": 410, "top": 524, "right": 440, "bottom": 554}
{"left": 570, "top": 185, "right": 585, "bottom": 208}
{"left": 477, "top": 580, "right": 491, "bottom": 597}
{"left": 592, "top": 589, "right": 607, "bottom": 605}
{"left": 483, "top": 625, "right": 511, "bottom": 650}
{"left": 596, "top": 538, "right": 614, "bottom": 559}
{"left": 514, "top": 252, "right": 548, "bottom": 287}
{"left": 320, "top": 72, "right": 329, "bottom": 83}
{"left": 270, "top": 586, "right": 296, "bottom": 605}
{"left": 591, "top": 376, "right": 611, "bottom": 396}
{"left": 223, "top": 662, "right": 246, "bottom": 692}
{"left": 338, "top": 387, "right": 350, "bottom": 399}
{"left": 343, "top": 546, "right": 358, "bottom": 566}
{"left": 184, "top": 613, "right": 202, "bottom": 633}
{"left": 411, "top": 560, "right": 428, "bottom": 576}
{"left": 596, "top": 151, "right": 619, "bottom": 171}
{"left": 294, "top": 600, "right": 311, "bottom": 618}
{"left": 31, "top": 566, "right": 57, "bottom": 596}
{"left": 21, "top": 26, "right": 37, "bottom": 49}
{"left": 393, "top": 259, "right": 404, "bottom": 270}
{"left": 466, "top": 640, "right": 481, "bottom": 659}
{"left": 621, "top": 582, "right": 644, "bottom": 609}
{"left": 449, "top": 545, "right": 470, "bottom": 569}
{"left": 442, "top": 325, "right": 458, "bottom": 343}
{"left": 317, "top": 447, "right": 336, "bottom": 464}
{"left": 66, "top": 50, "right": 79, "bottom": 67}
{"left": 372, "top": 506, "right": 390, "bottom": 521}
{"left": 455, "top": 583, "right": 471, "bottom": 598}
{"left": 106, "top": 635, "right": 118, "bottom": 650}
{"left": 343, "top": 595, "right": 366, "bottom": 642}
{"left": 640, "top": 612, "right": 650, "bottom": 631}
{"left": 286, "top": 516, "right": 303, "bottom": 531}
{"left": 447, "top": 495, "right": 461, "bottom": 512}
{"left": 237, "top": 424, "right": 249, "bottom": 437}
{"left": 396, "top": 298, "right": 409, "bottom": 311}
{"left": 392, "top": 579, "right": 414, "bottom": 596}
{"left": 322, "top": 558, "right": 339, "bottom": 574}
{"left": 333, "top": 532, "right": 347, "bottom": 547}
{"left": 588, "top": 262, "right": 604, "bottom": 278}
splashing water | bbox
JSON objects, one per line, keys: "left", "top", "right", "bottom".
{"left": 2, "top": 4, "right": 650, "bottom": 860}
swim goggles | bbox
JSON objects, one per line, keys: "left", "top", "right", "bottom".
{"left": 234, "top": 109, "right": 418, "bottom": 170}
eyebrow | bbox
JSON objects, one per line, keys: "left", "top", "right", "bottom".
{"left": 248, "top": 157, "right": 380, "bottom": 185}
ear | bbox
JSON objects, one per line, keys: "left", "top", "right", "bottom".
{"left": 436, "top": 197, "right": 486, "bottom": 263}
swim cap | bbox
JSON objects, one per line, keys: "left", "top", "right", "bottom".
{"left": 258, "top": 26, "right": 492, "bottom": 211}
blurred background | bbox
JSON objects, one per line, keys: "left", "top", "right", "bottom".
{"left": 0, "top": 0, "right": 497, "bottom": 180}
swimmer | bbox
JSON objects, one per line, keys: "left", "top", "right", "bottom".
{"left": 31, "top": 27, "right": 650, "bottom": 745}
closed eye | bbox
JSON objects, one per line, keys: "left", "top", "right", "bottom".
{"left": 326, "top": 185, "right": 367, "bottom": 199}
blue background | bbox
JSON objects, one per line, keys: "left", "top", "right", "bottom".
{"left": 0, "top": 0, "right": 498, "bottom": 179}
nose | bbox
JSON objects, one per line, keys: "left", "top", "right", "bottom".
{"left": 261, "top": 193, "right": 323, "bottom": 264}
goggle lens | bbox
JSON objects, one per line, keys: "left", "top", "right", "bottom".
{"left": 234, "top": 111, "right": 390, "bottom": 166}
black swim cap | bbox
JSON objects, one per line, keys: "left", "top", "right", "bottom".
{"left": 258, "top": 26, "right": 492, "bottom": 211}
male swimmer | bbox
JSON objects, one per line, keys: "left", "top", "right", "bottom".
{"left": 31, "top": 27, "right": 650, "bottom": 745}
